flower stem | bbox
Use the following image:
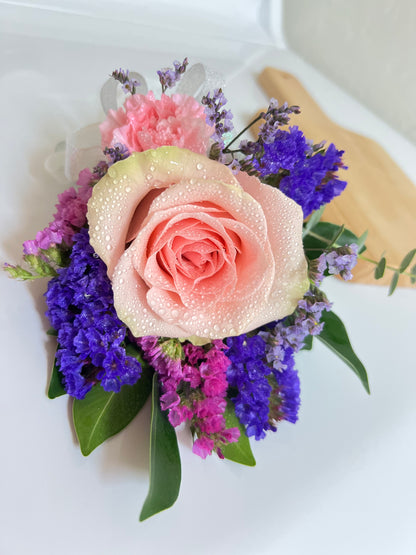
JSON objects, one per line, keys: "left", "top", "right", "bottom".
{"left": 223, "top": 114, "right": 263, "bottom": 152}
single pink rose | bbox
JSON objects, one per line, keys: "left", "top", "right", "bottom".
{"left": 87, "top": 147, "right": 309, "bottom": 340}
{"left": 100, "top": 91, "right": 213, "bottom": 154}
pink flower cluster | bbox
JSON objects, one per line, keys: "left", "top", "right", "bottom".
{"left": 99, "top": 91, "right": 213, "bottom": 155}
{"left": 23, "top": 164, "right": 106, "bottom": 256}
{"left": 137, "top": 337, "right": 240, "bottom": 459}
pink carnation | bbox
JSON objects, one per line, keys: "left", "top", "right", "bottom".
{"left": 100, "top": 92, "right": 213, "bottom": 154}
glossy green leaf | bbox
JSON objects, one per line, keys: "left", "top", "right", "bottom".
{"left": 73, "top": 346, "right": 153, "bottom": 456}
{"left": 301, "top": 334, "right": 313, "bottom": 351}
{"left": 48, "top": 357, "right": 67, "bottom": 399}
{"left": 317, "top": 310, "right": 370, "bottom": 394}
{"left": 139, "top": 373, "right": 181, "bottom": 521}
{"left": 388, "top": 271, "right": 400, "bottom": 296}
{"left": 410, "top": 264, "right": 416, "bottom": 284}
{"left": 374, "top": 256, "right": 386, "bottom": 279}
{"left": 221, "top": 401, "right": 256, "bottom": 466}
{"left": 303, "top": 222, "right": 362, "bottom": 260}
{"left": 399, "top": 248, "right": 416, "bottom": 273}
{"left": 302, "top": 205, "right": 325, "bottom": 238}
{"left": 356, "top": 230, "right": 368, "bottom": 253}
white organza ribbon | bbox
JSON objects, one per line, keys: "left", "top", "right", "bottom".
{"left": 44, "top": 64, "right": 223, "bottom": 183}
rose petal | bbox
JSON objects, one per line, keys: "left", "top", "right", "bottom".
{"left": 87, "top": 147, "right": 239, "bottom": 276}
{"left": 236, "top": 171, "right": 309, "bottom": 324}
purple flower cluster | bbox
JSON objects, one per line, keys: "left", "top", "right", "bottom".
{"left": 201, "top": 89, "right": 234, "bottom": 161}
{"left": 137, "top": 337, "right": 239, "bottom": 459}
{"left": 250, "top": 126, "right": 347, "bottom": 217}
{"left": 111, "top": 68, "right": 140, "bottom": 95}
{"left": 226, "top": 334, "right": 273, "bottom": 440}
{"left": 316, "top": 244, "right": 359, "bottom": 283}
{"left": 45, "top": 228, "right": 141, "bottom": 399}
{"left": 258, "top": 99, "right": 301, "bottom": 143}
{"left": 157, "top": 58, "right": 189, "bottom": 93}
{"left": 261, "top": 287, "right": 332, "bottom": 373}
{"left": 103, "top": 142, "right": 129, "bottom": 165}
{"left": 226, "top": 332, "right": 302, "bottom": 440}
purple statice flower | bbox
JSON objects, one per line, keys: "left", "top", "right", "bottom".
{"left": 258, "top": 287, "right": 333, "bottom": 428}
{"left": 103, "top": 142, "right": 129, "bottom": 165}
{"left": 261, "top": 287, "right": 332, "bottom": 370}
{"left": 268, "top": 365, "right": 301, "bottom": 426}
{"left": 310, "top": 244, "right": 359, "bottom": 285}
{"left": 324, "top": 244, "right": 358, "bottom": 281}
{"left": 258, "top": 98, "right": 301, "bottom": 144}
{"left": 279, "top": 141, "right": 346, "bottom": 217}
{"left": 45, "top": 228, "right": 141, "bottom": 399}
{"left": 249, "top": 126, "right": 346, "bottom": 217}
{"left": 138, "top": 337, "right": 239, "bottom": 459}
{"left": 111, "top": 68, "right": 140, "bottom": 95}
{"left": 226, "top": 334, "right": 273, "bottom": 440}
{"left": 157, "top": 57, "right": 189, "bottom": 93}
{"left": 201, "top": 88, "right": 234, "bottom": 162}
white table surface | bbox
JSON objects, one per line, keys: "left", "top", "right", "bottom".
{"left": 1, "top": 9, "right": 415, "bottom": 555}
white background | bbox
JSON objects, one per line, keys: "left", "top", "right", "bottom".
{"left": 0, "top": 3, "right": 415, "bottom": 554}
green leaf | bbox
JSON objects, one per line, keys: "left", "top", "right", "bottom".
{"left": 329, "top": 224, "right": 345, "bottom": 247}
{"left": 48, "top": 358, "right": 67, "bottom": 399}
{"left": 374, "top": 256, "right": 386, "bottom": 279}
{"left": 303, "top": 222, "right": 361, "bottom": 260}
{"left": 139, "top": 373, "right": 181, "bottom": 521}
{"left": 356, "top": 230, "right": 368, "bottom": 253}
{"left": 410, "top": 264, "right": 416, "bottom": 284}
{"left": 73, "top": 347, "right": 153, "bottom": 456}
{"left": 388, "top": 271, "right": 400, "bottom": 296}
{"left": 221, "top": 401, "right": 256, "bottom": 466}
{"left": 301, "top": 334, "right": 313, "bottom": 351}
{"left": 302, "top": 205, "right": 325, "bottom": 238}
{"left": 317, "top": 310, "right": 370, "bottom": 394}
{"left": 399, "top": 248, "right": 416, "bottom": 273}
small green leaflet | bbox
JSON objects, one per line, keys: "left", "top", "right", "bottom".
{"left": 139, "top": 373, "right": 181, "bottom": 521}
{"left": 73, "top": 344, "right": 153, "bottom": 456}
{"left": 317, "top": 310, "right": 370, "bottom": 394}
{"left": 48, "top": 356, "right": 67, "bottom": 399}
{"left": 411, "top": 264, "right": 416, "bottom": 284}
{"left": 221, "top": 401, "right": 256, "bottom": 466}
{"left": 388, "top": 272, "right": 400, "bottom": 296}
{"left": 399, "top": 248, "right": 416, "bottom": 273}
{"left": 374, "top": 257, "right": 386, "bottom": 280}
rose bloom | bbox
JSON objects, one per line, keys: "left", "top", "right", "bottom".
{"left": 87, "top": 147, "right": 309, "bottom": 340}
{"left": 100, "top": 91, "right": 213, "bottom": 154}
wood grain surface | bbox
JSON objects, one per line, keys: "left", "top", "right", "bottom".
{"left": 257, "top": 67, "right": 416, "bottom": 286}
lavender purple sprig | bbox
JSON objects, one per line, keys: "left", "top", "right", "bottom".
{"left": 157, "top": 58, "right": 189, "bottom": 93}
{"left": 111, "top": 68, "right": 140, "bottom": 95}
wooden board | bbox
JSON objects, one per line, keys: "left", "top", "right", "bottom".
{"left": 257, "top": 67, "right": 416, "bottom": 286}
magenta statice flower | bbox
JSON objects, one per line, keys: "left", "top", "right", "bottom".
{"left": 23, "top": 162, "right": 107, "bottom": 256}
{"left": 138, "top": 337, "right": 239, "bottom": 458}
